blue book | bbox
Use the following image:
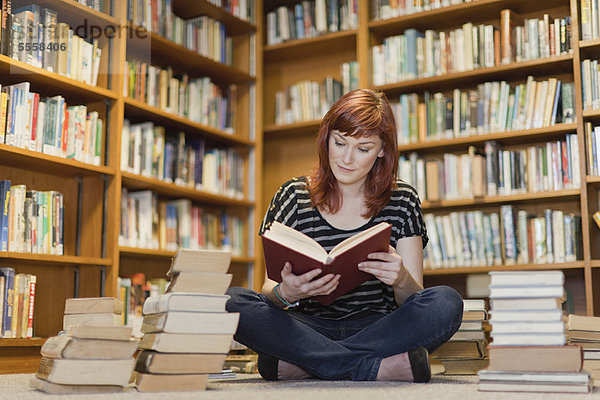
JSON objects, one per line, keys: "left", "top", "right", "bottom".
{"left": 294, "top": 4, "right": 304, "bottom": 40}
{"left": 404, "top": 29, "right": 423, "bottom": 80}
{"left": 0, "top": 267, "right": 15, "bottom": 337}
{"left": 0, "top": 180, "right": 10, "bottom": 251}
{"left": 551, "top": 80, "right": 562, "bottom": 125}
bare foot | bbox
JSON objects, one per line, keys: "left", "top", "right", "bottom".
{"left": 277, "top": 360, "right": 313, "bottom": 380}
{"left": 376, "top": 352, "right": 414, "bottom": 381}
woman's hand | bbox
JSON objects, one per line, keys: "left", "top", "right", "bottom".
{"left": 277, "top": 262, "right": 341, "bottom": 302}
{"left": 357, "top": 245, "right": 407, "bottom": 287}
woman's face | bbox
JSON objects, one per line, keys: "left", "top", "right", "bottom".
{"left": 328, "top": 130, "right": 384, "bottom": 189}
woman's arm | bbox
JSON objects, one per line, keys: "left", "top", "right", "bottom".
{"left": 392, "top": 235, "right": 424, "bottom": 305}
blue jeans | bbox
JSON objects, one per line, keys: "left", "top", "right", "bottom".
{"left": 226, "top": 285, "right": 463, "bottom": 381}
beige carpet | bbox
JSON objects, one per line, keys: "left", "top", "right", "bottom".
{"left": 0, "top": 373, "right": 599, "bottom": 399}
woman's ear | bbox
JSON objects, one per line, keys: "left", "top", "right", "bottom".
{"left": 378, "top": 147, "right": 385, "bottom": 158}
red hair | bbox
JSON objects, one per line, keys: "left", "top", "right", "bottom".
{"left": 309, "top": 89, "right": 398, "bottom": 218}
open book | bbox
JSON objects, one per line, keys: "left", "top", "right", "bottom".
{"left": 261, "top": 221, "right": 391, "bottom": 305}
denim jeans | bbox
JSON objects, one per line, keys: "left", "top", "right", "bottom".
{"left": 226, "top": 285, "right": 463, "bottom": 381}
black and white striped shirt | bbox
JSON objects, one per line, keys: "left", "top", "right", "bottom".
{"left": 260, "top": 176, "right": 428, "bottom": 320}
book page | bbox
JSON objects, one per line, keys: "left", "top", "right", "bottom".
{"left": 328, "top": 222, "right": 391, "bottom": 260}
{"left": 264, "top": 222, "right": 327, "bottom": 261}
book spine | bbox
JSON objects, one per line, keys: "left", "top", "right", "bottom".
{"left": 25, "top": 274, "right": 35, "bottom": 338}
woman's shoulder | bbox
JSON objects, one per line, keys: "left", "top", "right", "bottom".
{"left": 274, "top": 176, "right": 310, "bottom": 199}
{"left": 391, "top": 180, "right": 420, "bottom": 201}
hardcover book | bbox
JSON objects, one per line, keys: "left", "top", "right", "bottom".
{"left": 138, "top": 333, "right": 233, "bottom": 354}
{"left": 261, "top": 221, "right": 391, "bottom": 305}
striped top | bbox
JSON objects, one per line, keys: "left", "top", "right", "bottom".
{"left": 260, "top": 176, "right": 428, "bottom": 320}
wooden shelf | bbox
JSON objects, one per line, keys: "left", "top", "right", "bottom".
{"left": 119, "top": 247, "right": 253, "bottom": 263}
{"left": 0, "top": 338, "right": 47, "bottom": 347}
{"left": 121, "top": 171, "right": 254, "bottom": 207}
{"left": 398, "top": 124, "right": 577, "bottom": 153}
{"left": 586, "top": 176, "right": 600, "bottom": 185}
{"left": 264, "top": 120, "right": 321, "bottom": 137}
{"left": 421, "top": 189, "right": 581, "bottom": 210}
{"left": 124, "top": 98, "right": 254, "bottom": 146}
{"left": 146, "top": 32, "right": 254, "bottom": 84}
{"left": 579, "top": 38, "right": 600, "bottom": 50}
{"left": 582, "top": 109, "right": 600, "bottom": 118}
{"left": 12, "top": 0, "right": 119, "bottom": 27}
{"left": 375, "top": 54, "right": 573, "bottom": 94}
{"left": 0, "top": 55, "right": 117, "bottom": 102}
{"left": 591, "top": 260, "right": 600, "bottom": 268}
{"left": 0, "top": 253, "right": 112, "bottom": 266}
{"left": 0, "top": 144, "right": 115, "bottom": 177}
{"left": 424, "top": 261, "right": 585, "bottom": 276}
{"left": 171, "top": 0, "right": 256, "bottom": 35}
{"left": 264, "top": 30, "right": 357, "bottom": 62}
{"left": 369, "top": 0, "right": 569, "bottom": 35}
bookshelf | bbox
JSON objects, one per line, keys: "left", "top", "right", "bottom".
{"left": 259, "top": 0, "right": 600, "bottom": 318}
{"left": 0, "top": 0, "right": 262, "bottom": 373}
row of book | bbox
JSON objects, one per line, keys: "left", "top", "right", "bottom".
{"left": 3, "top": 5, "right": 102, "bottom": 86}
{"left": 119, "top": 188, "right": 245, "bottom": 256}
{"left": 118, "top": 274, "right": 167, "bottom": 329}
{"left": 77, "top": 0, "right": 105, "bottom": 13}
{"left": 581, "top": 0, "right": 600, "bottom": 41}
{"left": 120, "top": 123, "right": 244, "bottom": 198}
{"left": 274, "top": 61, "right": 358, "bottom": 126}
{"left": 0, "top": 82, "right": 104, "bottom": 166}
{"left": 0, "top": 181, "right": 64, "bottom": 256}
{"left": 391, "top": 78, "right": 575, "bottom": 145}
{"left": 124, "top": 60, "right": 236, "bottom": 133}
{"left": 372, "top": 11, "right": 573, "bottom": 85}
{"left": 432, "top": 299, "right": 489, "bottom": 375}
{"left": 134, "top": 249, "right": 238, "bottom": 391}
{"left": 580, "top": 58, "right": 600, "bottom": 111}
{"left": 127, "top": 0, "right": 255, "bottom": 37}
{"left": 32, "top": 298, "right": 136, "bottom": 393}
{"left": 0, "top": 268, "right": 36, "bottom": 339}
{"left": 423, "top": 206, "right": 582, "bottom": 270}
{"left": 371, "top": 0, "right": 469, "bottom": 20}
{"left": 400, "top": 137, "right": 580, "bottom": 203}
{"left": 479, "top": 271, "right": 592, "bottom": 394}
{"left": 265, "top": 0, "right": 358, "bottom": 46}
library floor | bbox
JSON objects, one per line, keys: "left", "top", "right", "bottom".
{"left": 1, "top": 372, "right": 600, "bottom": 399}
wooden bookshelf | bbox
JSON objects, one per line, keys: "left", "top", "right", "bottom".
{"left": 260, "top": 0, "right": 599, "bottom": 316}
{"left": 0, "top": 0, "right": 262, "bottom": 373}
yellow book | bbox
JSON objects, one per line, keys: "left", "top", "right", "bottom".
{"left": 593, "top": 211, "right": 600, "bottom": 230}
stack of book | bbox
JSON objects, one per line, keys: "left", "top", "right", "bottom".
{"left": 433, "top": 299, "right": 489, "bottom": 375}
{"left": 134, "top": 249, "right": 240, "bottom": 392}
{"left": 478, "top": 270, "right": 591, "bottom": 393}
{"left": 566, "top": 314, "right": 600, "bottom": 379}
{"left": 30, "top": 298, "right": 136, "bottom": 394}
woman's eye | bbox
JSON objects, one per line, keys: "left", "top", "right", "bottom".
{"left": 358, "top": 148, "right": 369, "bottom": 153}
{"left": 335, "top": 141, "right": 345, "bottom": 147}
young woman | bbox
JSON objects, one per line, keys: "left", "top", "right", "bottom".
{"left": 227, "top": 89, "right": 463, "bottom": 382}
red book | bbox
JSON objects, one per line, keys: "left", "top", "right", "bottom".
{"left": 26, "top": 275, "right": 36, "bottom": 338}
{"left": 261, "top": 221, "right": 391, "bottom": 305}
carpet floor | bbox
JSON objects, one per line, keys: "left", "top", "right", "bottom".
{"left": 1, "top": 373, "right": 600, "bottom": 399}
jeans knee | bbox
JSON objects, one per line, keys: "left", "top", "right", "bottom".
{"left": 427, "top": 285, "right": 464, "bottom": 329}
{"left": 225, "top": 286, "right": 257, "bottom": 313}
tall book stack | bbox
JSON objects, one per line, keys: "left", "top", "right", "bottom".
{"left": 30, "top": 298, "right": 136, "bottom": 394}
{"left": 478, "top": 271, "right": 591, "bottom": 393}
{"left": 566, "top": 314, "right": 600, "bottom": 379}
{"left": 433, "top": 299, "right": 489, "bottom": 375}
{"left": 134, "top": 249, "right": 240, "bottom": 392}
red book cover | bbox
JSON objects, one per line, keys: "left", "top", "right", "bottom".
{"left": 262, "top": 222, "right": 391, "bottom": 305}
{"left": 30, "top": 93, "right": 39, "bottom": 146}
{"left": 26, "top": 275, "right": 36, "bottom": 338}
{"left": 561, "top": 140, "right": 569, "bottom": 186}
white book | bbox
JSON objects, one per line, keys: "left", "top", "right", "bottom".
{"left": 490, "top": 320, "right": 565, "bottom": 334}
{"left": 490, "top": 297, "right": 563, "bottom": 311}
{"left": 489, "top": 270, "right": 564, "bottom": 286}
{"left": 478, "top": 370, "right": 590, "bottom": 384}
{"left": 141, "top": 311, "right": 239, "bottom": 334}
{"left": 142, "top": 293, "right": 229, "bottom": 315}
{"left": 490, "top": 332, "right": 566, "bottom": 346}
{"left": 489, "top": 286, "right": 564, "bottom": 299}
{"left": 489, "top": 309, "right": 564, "bottom": 322}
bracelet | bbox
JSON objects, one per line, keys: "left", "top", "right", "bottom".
{"left": 274, "top": 283, "right": 300, "bottom": 309}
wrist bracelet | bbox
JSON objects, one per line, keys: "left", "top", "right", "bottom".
{"left": 274, "top": 283, "right": 300, "bottom": 309}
